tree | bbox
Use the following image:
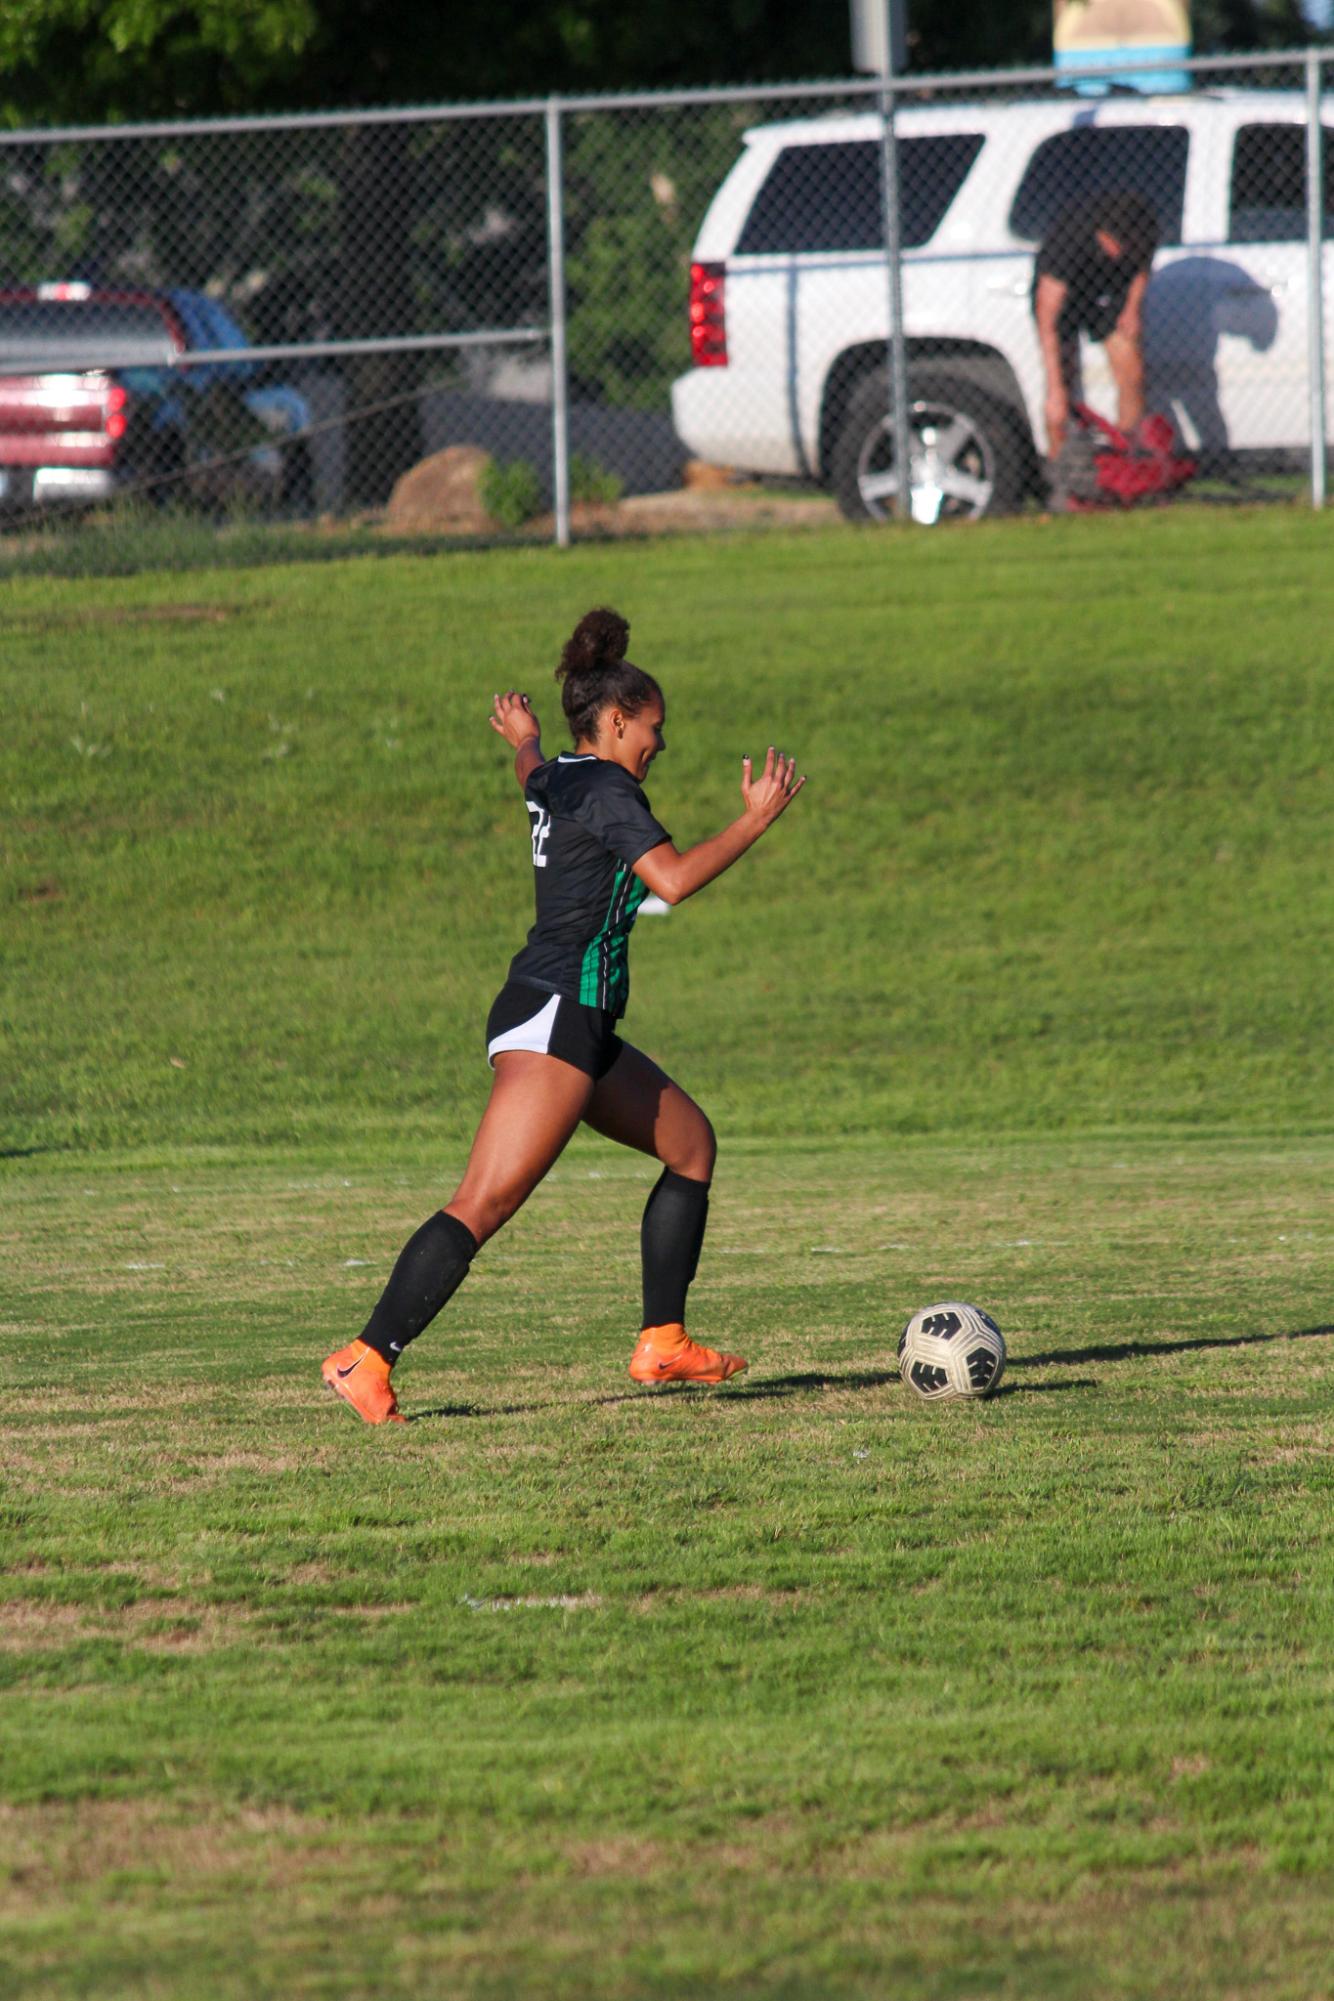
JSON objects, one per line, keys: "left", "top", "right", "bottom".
{"left": 1193, "top": 0, "right": 1313, "bottom": 50}
{"left": 0, "top": 2, "right": 316, "bottom": 125}
{"left": 2, "top": 0, "right": 1322, "bottom": 130}
{"left": 0, "top": 3, "right": 851, "bottom": 127}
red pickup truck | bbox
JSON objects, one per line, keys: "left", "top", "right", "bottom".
{"left": 0, "top": 282, "right": 310, "bottom": 511}
{"left": 0, "top": 286, "right": 185, "bottom": 508}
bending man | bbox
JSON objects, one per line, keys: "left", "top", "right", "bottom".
{"left": 1032, "top": 190, "right": 1159, "bottom": 472}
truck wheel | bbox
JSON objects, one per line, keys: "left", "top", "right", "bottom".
{"left": 280, "top": 441, "right": 315, "bottom": 514}
{"left": 830, "top": 367, "right": 1026, "bottom": 524}
{"left": 145, "top": 430, "right": 189, "bottom": 510}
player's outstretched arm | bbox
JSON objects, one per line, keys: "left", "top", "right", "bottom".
{"left": 489, "top": 690, "right": 544, "bottom": 787}
{"left": 634, "top": 746, "right": 805, "bottom": 906}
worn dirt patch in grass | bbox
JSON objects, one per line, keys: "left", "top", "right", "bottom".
{"left": 325, "top": 1602, "right": 417, "bottom": 1620}
{"left": 564, "top": 1835, "right": 669, "bottom": 1879}
{"left": 7, "top": 1384, "right": 221, "bottom": 1417}
{"left": 156, "top": 1447, "right": 337, "bottom": 1491}
{"left": 1, "top": 1429, "right": 341, "bottom": 1502}
{"left": 633, "top": 1584, "right": 810, "bottom": 1615}
{"left": 0, "top": 1595, "right": 256, "bottom": 1653}
{"left": 0, "top": 1799, "right": 336, "bottom": 1913}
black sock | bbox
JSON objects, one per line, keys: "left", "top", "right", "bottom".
{"left": 640, "top": 1169, "right": 710, "bottom": 1328}
{"left": 359, "top": 1211, "right": 477, "bottom": 1363}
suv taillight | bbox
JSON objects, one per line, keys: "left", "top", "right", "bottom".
{"left": 689, "top": 261, "right": 727, "bottom": 367}
{"left": 107, "top": 383, "right": 128, "bottom": 442}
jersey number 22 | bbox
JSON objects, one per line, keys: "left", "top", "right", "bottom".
{"left": 527, "top": 803, "right": 552, "bottom": 869}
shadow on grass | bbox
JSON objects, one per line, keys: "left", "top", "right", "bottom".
{"left": 406, "top": 1366, "right": 1097, "bottom": 1421}
{"left": 408, "top": 1390, "right": 715, "bottom": 1422}
{"left": 407, "top": 1371, "right": 903, "bottom": 1421}
{"left": 1010, "top": 1322, "right": 1334, "bottom": 1370}
{"left": 991, "top": 1377, "right": 1097, "bottom": 1396}
{"left": 725, "top": 1369, "right": 898, "bottom": 1400}
{"left": 727, "top": 1369, "right": 1096, "bottom": 1402}
{"left": 407, "top": 1402, "right": 534, "bottom": 1422}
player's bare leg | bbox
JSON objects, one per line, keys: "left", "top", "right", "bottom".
{"left": 324, "top": 1053, "right": 593, "bottom": 1423}
{"left": 585, "top": 1043, "right": 746, "bottom": 1384}
{"left": 446, "top": 1051, "right": 595, "bottom": 1246}
{"left": 584, "top": 1042, "right": 715, "bottom": 1179}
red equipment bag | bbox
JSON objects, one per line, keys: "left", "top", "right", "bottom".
{"left": 1067, "top": 401, "right": 1198, "bottom": 507}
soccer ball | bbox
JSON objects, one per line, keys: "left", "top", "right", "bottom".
{"left": 897, "top": 1301, "right": 1005, "bottom": 1401}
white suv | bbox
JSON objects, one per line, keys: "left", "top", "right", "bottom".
{"left": 672, "top": 91, "right": 1327, "bottom": 521}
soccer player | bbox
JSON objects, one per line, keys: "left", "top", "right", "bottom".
{"left": 322, "top": 606, "right": 805, "bottom": 1424}
{"left": 1032, "top": 190, "right": 1159, "bottom": 476}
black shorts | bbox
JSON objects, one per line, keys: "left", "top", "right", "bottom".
{"left": 484, "top": 981, "right": 623, "bottom": 1081}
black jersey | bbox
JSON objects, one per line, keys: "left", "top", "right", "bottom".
{"left": 506, "top": 753, "right": 670, "bottom": 1018}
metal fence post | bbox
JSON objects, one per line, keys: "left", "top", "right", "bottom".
{"left": 877, "top": 74, "right": 912, "bottom": 521}
{"left": 1307, "top": 48, "right": 1327, "bottom": 512}
{"left": 545, "top": 97, "right": 572, "bottom": 548}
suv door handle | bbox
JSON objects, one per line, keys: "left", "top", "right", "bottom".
{"left": 986, "top": 279, "right": 1032, "bottom": 297}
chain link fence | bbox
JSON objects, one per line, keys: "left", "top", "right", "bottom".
{"left": 1, "top": 49, "right": 1330, "bottom": 551}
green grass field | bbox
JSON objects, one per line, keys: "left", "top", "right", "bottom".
{"left": 3, "top": 510, "right": 1333, "bottom": 1998}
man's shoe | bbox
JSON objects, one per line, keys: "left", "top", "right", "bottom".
{"left": 321, "top": 1339, "right": 405, "bottom": 1424}
{"left": 628, "top": 1323, "right": 748, "bottom": 1385}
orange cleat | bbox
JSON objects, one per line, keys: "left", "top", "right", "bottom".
{"left": 321, "top": 1339, "right": 405, "bottom": 1425}
{"left": 628, "top": 1323, "right": 748, "bottom": 1386}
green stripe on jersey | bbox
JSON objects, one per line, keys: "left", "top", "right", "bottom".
{"left": 579, "top": 864, "right": 647, "bottom": 1012}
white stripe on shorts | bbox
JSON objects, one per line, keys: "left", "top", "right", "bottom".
{"left": 487, "top": 992, "right": 560, "bottom": 1067}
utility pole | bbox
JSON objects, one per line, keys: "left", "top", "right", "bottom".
{"left": 852, "top": 0, "right": 912, "bottom": 520}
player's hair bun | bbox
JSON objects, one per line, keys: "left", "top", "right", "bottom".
{"left": 558, "top": 607, "right": 629, "bottom": 684}
{"left": 555, "top": 606, "right": 660, "bottom": 747}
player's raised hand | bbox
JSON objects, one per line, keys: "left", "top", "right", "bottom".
{"left": 489, "top": 689, "right": 540, "bottom": 749}
{"left": 741, "top": 745, "right": 806, "bottom": 825}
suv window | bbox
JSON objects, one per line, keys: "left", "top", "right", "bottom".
{"left": 0, "top": 299, "right": 176, "bottom": 369}
{"left": 1230, "top": 122, "right": 1334, "bottom": 241}
{"left": 735, "top": 134, "right": 985, "bottom": 255}
{"left": 1009, "top": 126, "right": 1189, "bottom": 245}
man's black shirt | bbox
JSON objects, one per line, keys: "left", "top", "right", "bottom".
{"left": 1032, "top": 195, "right": 1153, "bottom": 341}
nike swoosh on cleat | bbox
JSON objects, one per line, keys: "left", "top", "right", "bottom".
{"left": 336, "top": 1356, "right": 365, "bottom": 1378}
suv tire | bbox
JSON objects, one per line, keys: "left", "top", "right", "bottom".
{"left": 830, "top": 366, "right": 1027, "bottom": 524}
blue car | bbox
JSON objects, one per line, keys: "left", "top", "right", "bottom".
{"left": 156, "top": 290, "right": 314, "bottom": 510}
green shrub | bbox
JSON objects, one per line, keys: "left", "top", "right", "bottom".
{"left": 569, "top": 454, "right": 624, "bottom": 507}
{"left": 478, "top": 456, "right": 544, "bottom": 529}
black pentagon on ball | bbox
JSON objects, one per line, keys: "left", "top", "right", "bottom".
{"left": 976, "top": 1308, "right": 1002, "bottom": 1337}
{"left": 920, "top": 1310, "right": 963, "bottom": 1341}
{"left": 896, "top": 1327, "right": 909, "bottom": 1358}
{"left": 908, "top": 1359, "right": 950, "bottom": 1394}
{"left": 966, "top": 1346, "right": 998, "bottom": 1390}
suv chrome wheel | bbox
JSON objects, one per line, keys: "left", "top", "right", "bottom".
{"left": 830, "top": 368, "right": 1026, "bottom": 524}
{"left": 856, "top": 398, "right": 995, "bottom": 524}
